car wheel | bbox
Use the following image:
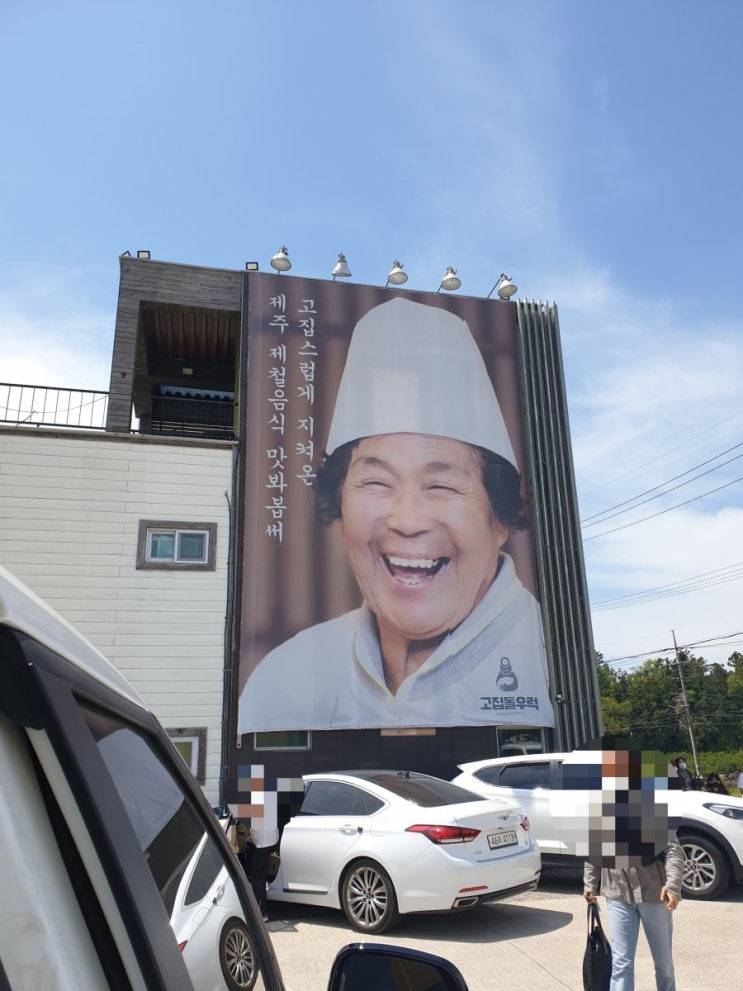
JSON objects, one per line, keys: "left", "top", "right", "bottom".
{"left": 341, "top": 859, "right": 399, "bottom": 934}
{"left": 678, "top": 833, "right": 731, "bottom": 899}
{"left": 219, "top": 917, "right": 258, "bottom": 991}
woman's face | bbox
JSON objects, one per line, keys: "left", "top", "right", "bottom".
{"left": 337, "top": 433, "right": 509, "bottom": 647}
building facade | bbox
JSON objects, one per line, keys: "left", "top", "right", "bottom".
{"left": 0, "top": 253, "right": 601, "bottom": 820}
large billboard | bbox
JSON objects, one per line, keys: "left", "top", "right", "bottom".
{"left": 237, "top": 274, "right": 553, "bottom": 734}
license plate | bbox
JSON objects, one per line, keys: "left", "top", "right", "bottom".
{"left": 487, "top": 829, "right": 518, "bottom": 850}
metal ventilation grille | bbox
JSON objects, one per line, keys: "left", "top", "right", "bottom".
{"left": 516, "top": 300, "right": 602, "bottom": 749}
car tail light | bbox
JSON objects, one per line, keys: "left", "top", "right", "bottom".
{"left": 520, "top": 817, "right": 530, "bottom": 831}
{"left": 406, "top": 824, "right": 481, "bottom": 843}
{"left": 178, "top": 941, "right": 188, "bottom": 952}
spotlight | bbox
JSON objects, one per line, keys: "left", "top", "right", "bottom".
{"left": 386, "top": 260, "right": 408, "bottom": 287}
{"left": 332, "top": 252, "right": 352, "bottom": 279}
{"left": 488, "top": 273, "right": 517, "bottom": 300}
{"left": 437, "top": 267, "right": 461, "bottom": 292}
{"left": 136, "top": 250, "right": 151, "bottom": 260}
{"left": 270, "top": 246, "right": 291, "bottom": 273}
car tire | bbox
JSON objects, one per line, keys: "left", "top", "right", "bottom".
{"left": 219, "top": 917, "right": 258, "bottom": 991}
{"left": 678, "top": 832, "right": 731, "bottom": 899}
{"left": 341, "top": 859, "right": 399, "bottom": 934}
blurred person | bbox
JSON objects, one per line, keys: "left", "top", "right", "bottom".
{"left": 705, "top": 772, "right": 729, "bottom": 795}
{"left": 670, "top": 756, "right": 692, "bottom": 791}
{"left": 577, "top": 742, "right": 683, "bottom": 991}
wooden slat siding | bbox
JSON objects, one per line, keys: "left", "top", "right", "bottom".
{"left": 0, "top": 428, "right": 233, "bottom": 802}
{"left": 107, "top": 257, "right": 243, "bottom": 432}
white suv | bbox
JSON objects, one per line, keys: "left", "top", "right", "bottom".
{"left": 0, "top": 564, "right": 470, "bottom": 991}
{"left": 452, "top": 753, "right": 743, "bottom": 900}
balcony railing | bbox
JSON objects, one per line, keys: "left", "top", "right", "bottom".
{"left": 149, "top": 394, "right": 236, "bottom": 439}
{"left": 1, "top": 383, "right": 237, "bottom": 440}
{"left": 0, "top": 383, "right": 109, "bottom": 430}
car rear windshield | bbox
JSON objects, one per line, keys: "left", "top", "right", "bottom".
{"left": 366, "top": 773, "right": 480, "bottom": 807}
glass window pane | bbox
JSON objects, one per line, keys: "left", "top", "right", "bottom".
{"left": 365, "top": 772, "right": 478, "bottom": 807}
{"left": 255, "top": 730, "right": 309, "bottom": 750}
{"left": 79, "top": 707, "right": 266, "bottom": 991}
{"left": 499, "top": 763, "right": 551, "bottom": 790}
{"left": 149, "top": 533, "right": 175, "bottom": 560}
{"left": 177, "top": 532, "right": 206, "bottom": 561}
{"left": 172, "top": 739, "right": 195, "bottom": 772}
{"left": 300, "top": 781, "right": 367, "bottom": 817}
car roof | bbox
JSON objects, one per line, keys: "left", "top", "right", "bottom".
{"left": 303, "top": 769, "right": 444, "bottom": 784}
{"left": 457, "top": 753, "right": 570, "bottom": 772}
{"left": 0, "top": 564, "right": 146, "bottom": 709}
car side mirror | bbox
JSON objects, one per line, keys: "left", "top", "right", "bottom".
{"left": 328, "top": 942, "right": 469, "bottom": 991}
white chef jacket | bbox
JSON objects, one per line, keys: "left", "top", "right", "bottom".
{"left": 237, "top": 553, "right": 552, "bottom": 733}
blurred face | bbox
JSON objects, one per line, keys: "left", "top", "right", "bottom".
{"left": 552, "top": 748, "right": 675, "bottom": 867}
{"left": 338, "top": 433, "right": 509, "bottom": 647}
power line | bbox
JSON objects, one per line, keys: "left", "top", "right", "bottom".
{"left": 581, "top": 407, "right": 743, "bottom": 498}
{"left": 598, "top": 629, "right": 743, "bottom": 669}
{"left": 583, "top": 473, "right": 743, "bottom": 540}
{"left": 592, "top": 561, "right": 743, "bottom": 611}
{"left": 581, "top": 442, "right": 743, "bottom": 527}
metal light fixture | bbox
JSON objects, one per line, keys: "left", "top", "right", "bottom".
{"left": 270, "top": 246, "right": 291, "bottom": 273}
{"left": 245, "top": 262, "right": 259, "bottom": 271}
{"left": 119, "top": 250, "right": 131, "bottom": 258}
{"left": 488, "top": 273, "right": 517, "bottom": 299}
{"left": 386, "top": 260, "right": 408, "bottom": 288}
{"left": 136, "top": 250, "right": 151, "bottom": 260}
{"left": 332, "top": 252, "right": 352, "bottom": 279}
{"left": 437, "top": 267, "right": 461, "bottom": 292}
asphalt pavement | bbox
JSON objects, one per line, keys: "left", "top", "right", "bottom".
{"left": 265, "top": 870, "right": 743, "bottom": 991}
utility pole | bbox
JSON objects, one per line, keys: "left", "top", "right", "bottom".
{"left": 671, "top": 630, "right": 700, "bottom": 777}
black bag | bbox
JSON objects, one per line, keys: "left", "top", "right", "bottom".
{"left": 583, "top": 902, "right": 612, "bottom": 991}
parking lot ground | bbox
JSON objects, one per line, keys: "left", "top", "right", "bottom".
{"left": 266, "top": 870, "right": 743, "bottom": 991}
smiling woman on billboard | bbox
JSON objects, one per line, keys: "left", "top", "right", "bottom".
{"left": 237, "top": 294, "right": 552, "bottom": 733}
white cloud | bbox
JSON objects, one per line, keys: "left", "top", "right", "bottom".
{"left": 0, "top": 271, "right": 114, "bottom": 391}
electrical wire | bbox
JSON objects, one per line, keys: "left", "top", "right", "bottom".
{"left": 582, "top": 473, "right": 743, "bottom": 540}
{"left": 592, "top": 561, "right": 743, "bottom": 611}
{"left": 581, "top": 442, "right": 743, "bottom": 527}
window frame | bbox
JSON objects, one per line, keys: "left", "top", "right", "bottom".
{"left": 166, "top": 727, "right": 207, "bottom": 784}
{"left": 136, "top": 520, "right": 216, "bottom": 571}
{"left": 253, "top": 730, "right": 310, "bottom": 751}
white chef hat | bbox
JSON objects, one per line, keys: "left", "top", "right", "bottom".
{"left": 325, "top": 297, "right": 518, "bottom": 469}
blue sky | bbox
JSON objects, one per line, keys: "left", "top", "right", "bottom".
{"left": 2, "top": 0, "right": 742, "bottom": 668}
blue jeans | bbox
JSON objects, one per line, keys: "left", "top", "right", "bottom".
{"left": 606, "top": 898, "right": 675, "bottom": 991}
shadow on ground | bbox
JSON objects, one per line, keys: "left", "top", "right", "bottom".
{"left": 266, "top": 869, "right": 584, "bottom": 944}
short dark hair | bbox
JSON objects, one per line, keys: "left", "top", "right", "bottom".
{"left": 314, "top": 439, "right": 529, "bottom": 530}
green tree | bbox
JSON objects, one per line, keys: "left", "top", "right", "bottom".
{"left": 625, "top": 658, "right": 681, "bottom": 752}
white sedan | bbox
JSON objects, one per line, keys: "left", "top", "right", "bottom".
{"left": 266, "top": 770, "right": 541, "bottom": 933}
{"left": 170, "top": 830, "right": 258, "bottom": 991}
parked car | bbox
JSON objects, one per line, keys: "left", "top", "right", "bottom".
{"left": 170, "top": 830, "right": 258, "bottom": 990}
{"left": 0, "top": 563, "right": 470, "bottom": 991}
{"left": 266, "top": 769, "right": 541, "bottom": 934}
{"left": 451, "top": 753, "right": 743, "bottom": 900}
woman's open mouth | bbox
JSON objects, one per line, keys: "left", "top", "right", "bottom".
{"left": 383, "top": 554, "right": 448, "bottom": 585}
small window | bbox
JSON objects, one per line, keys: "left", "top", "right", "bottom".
{"left": 184, "top": 836, "right": 224, "bottom": 906}
{"left": 473, "top": 765, "right": 503, "bottom": 786}
{"left": 498, "top": 763, "right": 551, "bottom": 790}
{"left": 254, "top": 730, "right": 310, "bottom": 751}
{"left": 137, "top": 521, "right": 216, "bottom": 571}
{"left": 300, "top": 781, "right": 381, "bottom": 817}
{"left": 167, "top": 728, "right": 207, "bottom": 784}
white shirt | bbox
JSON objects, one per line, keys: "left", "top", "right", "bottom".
{"left": 238, "top": 554, "right": 552, "bottom": 733}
